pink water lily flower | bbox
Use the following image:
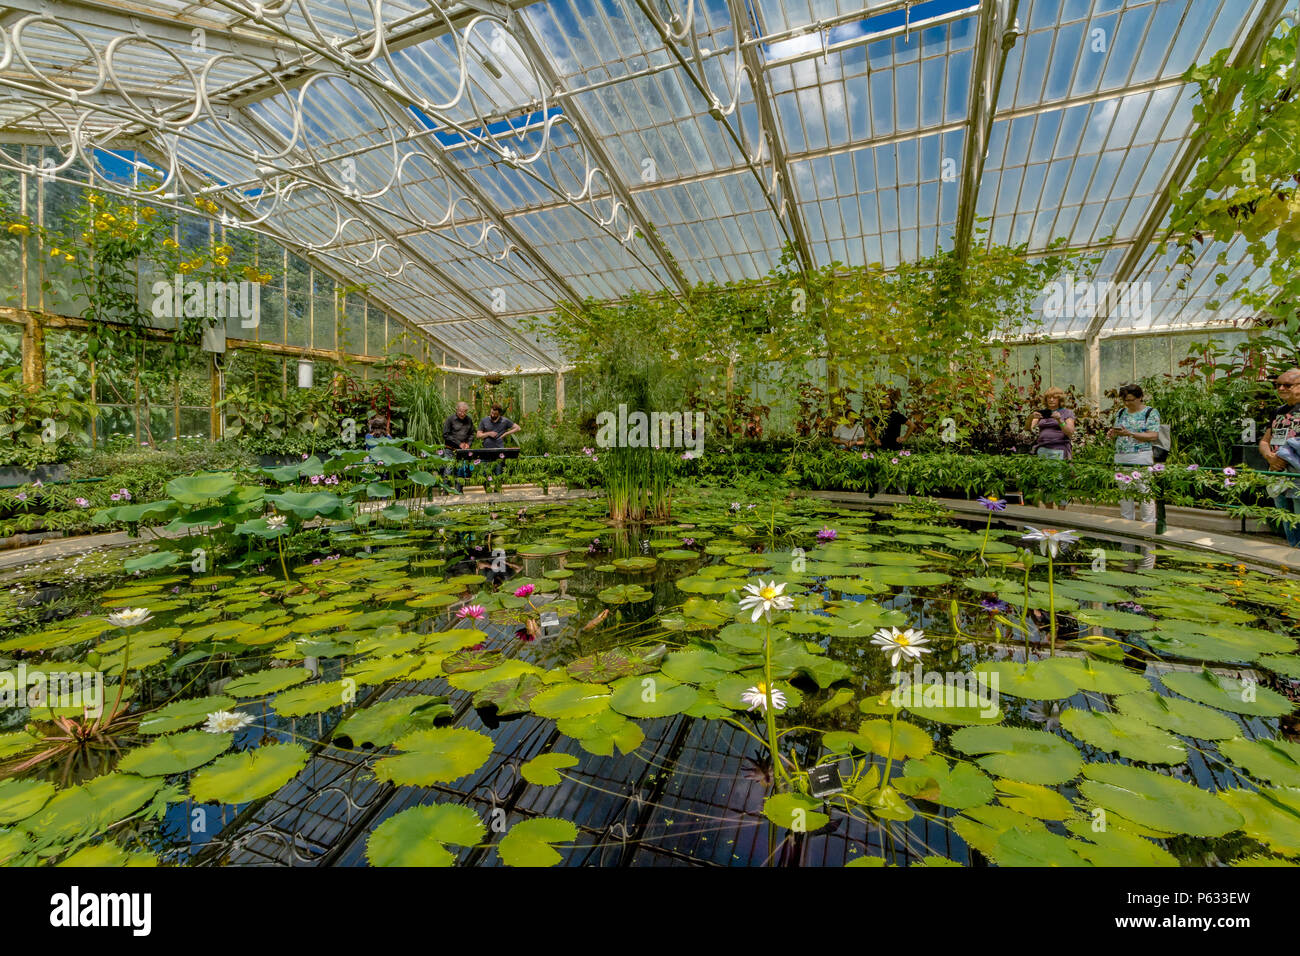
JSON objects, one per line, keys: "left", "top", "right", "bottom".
{"left": 514, "top": 584, "right": 536, "bottom": 598}
{"left": 457, "top": 604, "right": 487, "bottom": 621}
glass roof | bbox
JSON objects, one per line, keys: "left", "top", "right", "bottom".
{"left": 0, "top": 0, "right": 1279, "bottom": 372}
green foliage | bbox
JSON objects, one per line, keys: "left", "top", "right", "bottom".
{"left": 0, "top": 366, "right": 94, "bottom": 467}
{"left": 1165, "top": 22, "right": 1300, "bottom": 325}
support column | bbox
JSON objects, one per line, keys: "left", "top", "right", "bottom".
{"left": 555, "top": 371, "right": 565, "bottom": 418}
{"left": 210, "top": 357, "right": 223, "bottom": 440}
{"left": 1084, "top": 334, "right": 1101, "bottom": 408}
{"left": 21, "top": 311, "right": 45, "bottom": 388}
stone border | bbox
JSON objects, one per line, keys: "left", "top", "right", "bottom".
{"left": 0, "top": 485, "right": 597, "bottom": 576}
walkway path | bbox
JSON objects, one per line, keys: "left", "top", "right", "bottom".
{"left": 801, "top": 491, "right": 1298, "bottom": 573}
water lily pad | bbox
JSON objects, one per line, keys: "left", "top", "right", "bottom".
{"left": 661, "top": 648, "right": 744, "bottom": 684}
{"left": 372, "top": 728, "right": 494, "bottom": 786}
{"left": 715, "top": 621, "right": 766, "bottom": 651}
{"left": 1160, "top": 669, "right": 1293, "bottom": 717}
{"left": 895, "top": 755, "right": 994, "bottom": 810}
{"left": 497, "top": 817, "right": 576, "bottom": 867}
{"left": 137, "top": 695, "right": 238, "bottom": 735}
{"left": 221, "top": 667, "right": 313, "bottom": 698}
{"left": 1112, "top": 691, "right": 1241, "bottom": 740}
{"left": 987, "top": 828, "right": 1089, "bottom": 867}
{"left": 521, "top": 752, "right": 580, "bottom": 786}
{"left": 1219, "top": 788, "right": 1300, "bottom": 856}
{"left": 271, "top": 680, "right": 355, "bottom": 717}
{"left": 530, "top": 682, "right": 612, "bottom": 719}
{"left": 333, "top": 695, "right": 452, "bottom": 747}
{"left": 23, "top": 773, "right": 163, "bottom": 843}
{"left": 596, "top": 584, "right": 653, "bottom": 605}
{"left": 893, "top": 682, "right": 1002, "bottom": 725}
{"left": 994, "top": 779, "right": 1075, "bottom": 820}
{"left": 1062, "top": 819, "right": 1178, "bottom": 866}
{"left": 1059, "top": 708, "right": 1187, "bottom": 765}
{"left": 566, "top": 650, "right": 638, "bottom": 683}
{"left": 1218, "top": 737, "right": 1300, "bottom": 787}
{"left": 555, "top": 709, "right": 645, "bottom": 756}
{"left": 443, "top": 648, "right": 505, "bottom": 674}
{"left": 613, "top": 556, "right": 657, "bottom": 572}
{"left": 856, "top": 719, "right": 934, "bottom": 760}
{"left": 366, "top": 803, "right": 484, "bottom": 867}
{"left": 118, "top": 731, "right": 233, "bottom": 776}
{"left": 763, "top": 792, "right": 829, "bottom": 832}
{"left": 189, "top": 743, "right": 309, "bottom": 805}
{"left": 1040, "top": 656, "right": 1145, "bottom": 695}
{"left": 950, "top": 726, "right": 1082, "bottom": 785}
{"left": 972, "top": 659, "right": 1079, "bottom": 701}
{"left": 1078, "top": 762, "right": 1243, "bottom": 838}
{"left": 0, "top": 779, "right": 56, "bottom": 825}
{"left": 608, "top": 674, "right": 699, "bottom": 718}
{"left": 474, "top": 674, "right": 548, "bottom": 716}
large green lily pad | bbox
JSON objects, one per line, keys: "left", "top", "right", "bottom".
{"left": 1078, "top": 762, "right": 1244, "bottom": 838}
{"left": 1059, "top": 708, "right": 1187, "bottom": 765}
{"left": 372, "top": 728, "right": 495, "bottom": 787}
{"left": 950, "top": 726, "right": 1083, "bottom": 785}
{"left": 366, "top": 803, "right": 484, "bottom": 867}
{"left": 117, "top": 731, "right": 234, "bottom": 777}
{"left": 190, "top": 743, "right": 310, "bottom": 805}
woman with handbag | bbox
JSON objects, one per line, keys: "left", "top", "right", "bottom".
{"left": 1106, "top": 384, "right": 1162, "bottom": 524}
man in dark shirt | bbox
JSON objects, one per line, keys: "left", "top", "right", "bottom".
{"left": 1260, "top": 368, "right": 1300, "bottom": 547}
{"left": 443, "top": 402, "right": 474, "bottom": 450}
{"left": 477, "top": 403, "right": 520, "bottom": 475}
{"left": 442, "top": 402, "right": 474, "bottom": 488}
{"left": 866, "top": 389, "right": 917, "bottom": 451}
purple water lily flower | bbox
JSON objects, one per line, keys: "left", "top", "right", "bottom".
{"left": 980, "top": 597, "right": 1010, "bottom": 614}
{"left": 817, "top": 526, "right": 837, "bottom": 542}
{"left": 977, "top": 496, "right": 1007, "bottom": 512}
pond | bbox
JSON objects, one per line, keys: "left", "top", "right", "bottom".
{"left": 2, "top": 491, "right": 1299, "bottom": 867}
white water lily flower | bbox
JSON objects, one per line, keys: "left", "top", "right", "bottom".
{"left": 202, "top": 710, "right": 256, "bottom": 734}
{"left": 741, "top": 683, "right": 787, "bottom": 712}
{"left": 737, "top": 579, "right": 794, "bottom": 622}
{"left": 1022, "top": 526, "right": 1081, "bottom": 558}
{"left": 266, "top": 514, "right": 287, "bottom": 530}
{"left": 107, "top": 607, "right": 153, "bottom": 628}
{"left": 871, "top": 626, "right": 931, "bottom": 667}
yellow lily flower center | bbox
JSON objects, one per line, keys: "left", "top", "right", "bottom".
{"left": 755, "top": 683, "right": 768, "bottom": 695}
{"left": 896, "top": 634, "right": 910, "bottom": 646}
{"left": 759, "top": 586, "right": 777, "bottom": 601}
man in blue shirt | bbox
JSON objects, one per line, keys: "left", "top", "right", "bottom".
{"left": 477, "top": 403, "right": 520, "bottom": 474}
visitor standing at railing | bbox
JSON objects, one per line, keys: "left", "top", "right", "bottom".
{"left": 442, "top": 401, "right": 475, "bottom": 490}
{"left": 1028, "top": 387, "right": 1076, "bottom": 510}
{"left": 477, "top": 403, "right": 521, "bottom": 475}
{"left": 1107, "top": 384, "right": 1160, "bottom": 525}
{"left": 1259, "top": 368, "right": 1300, "bottom": 548}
